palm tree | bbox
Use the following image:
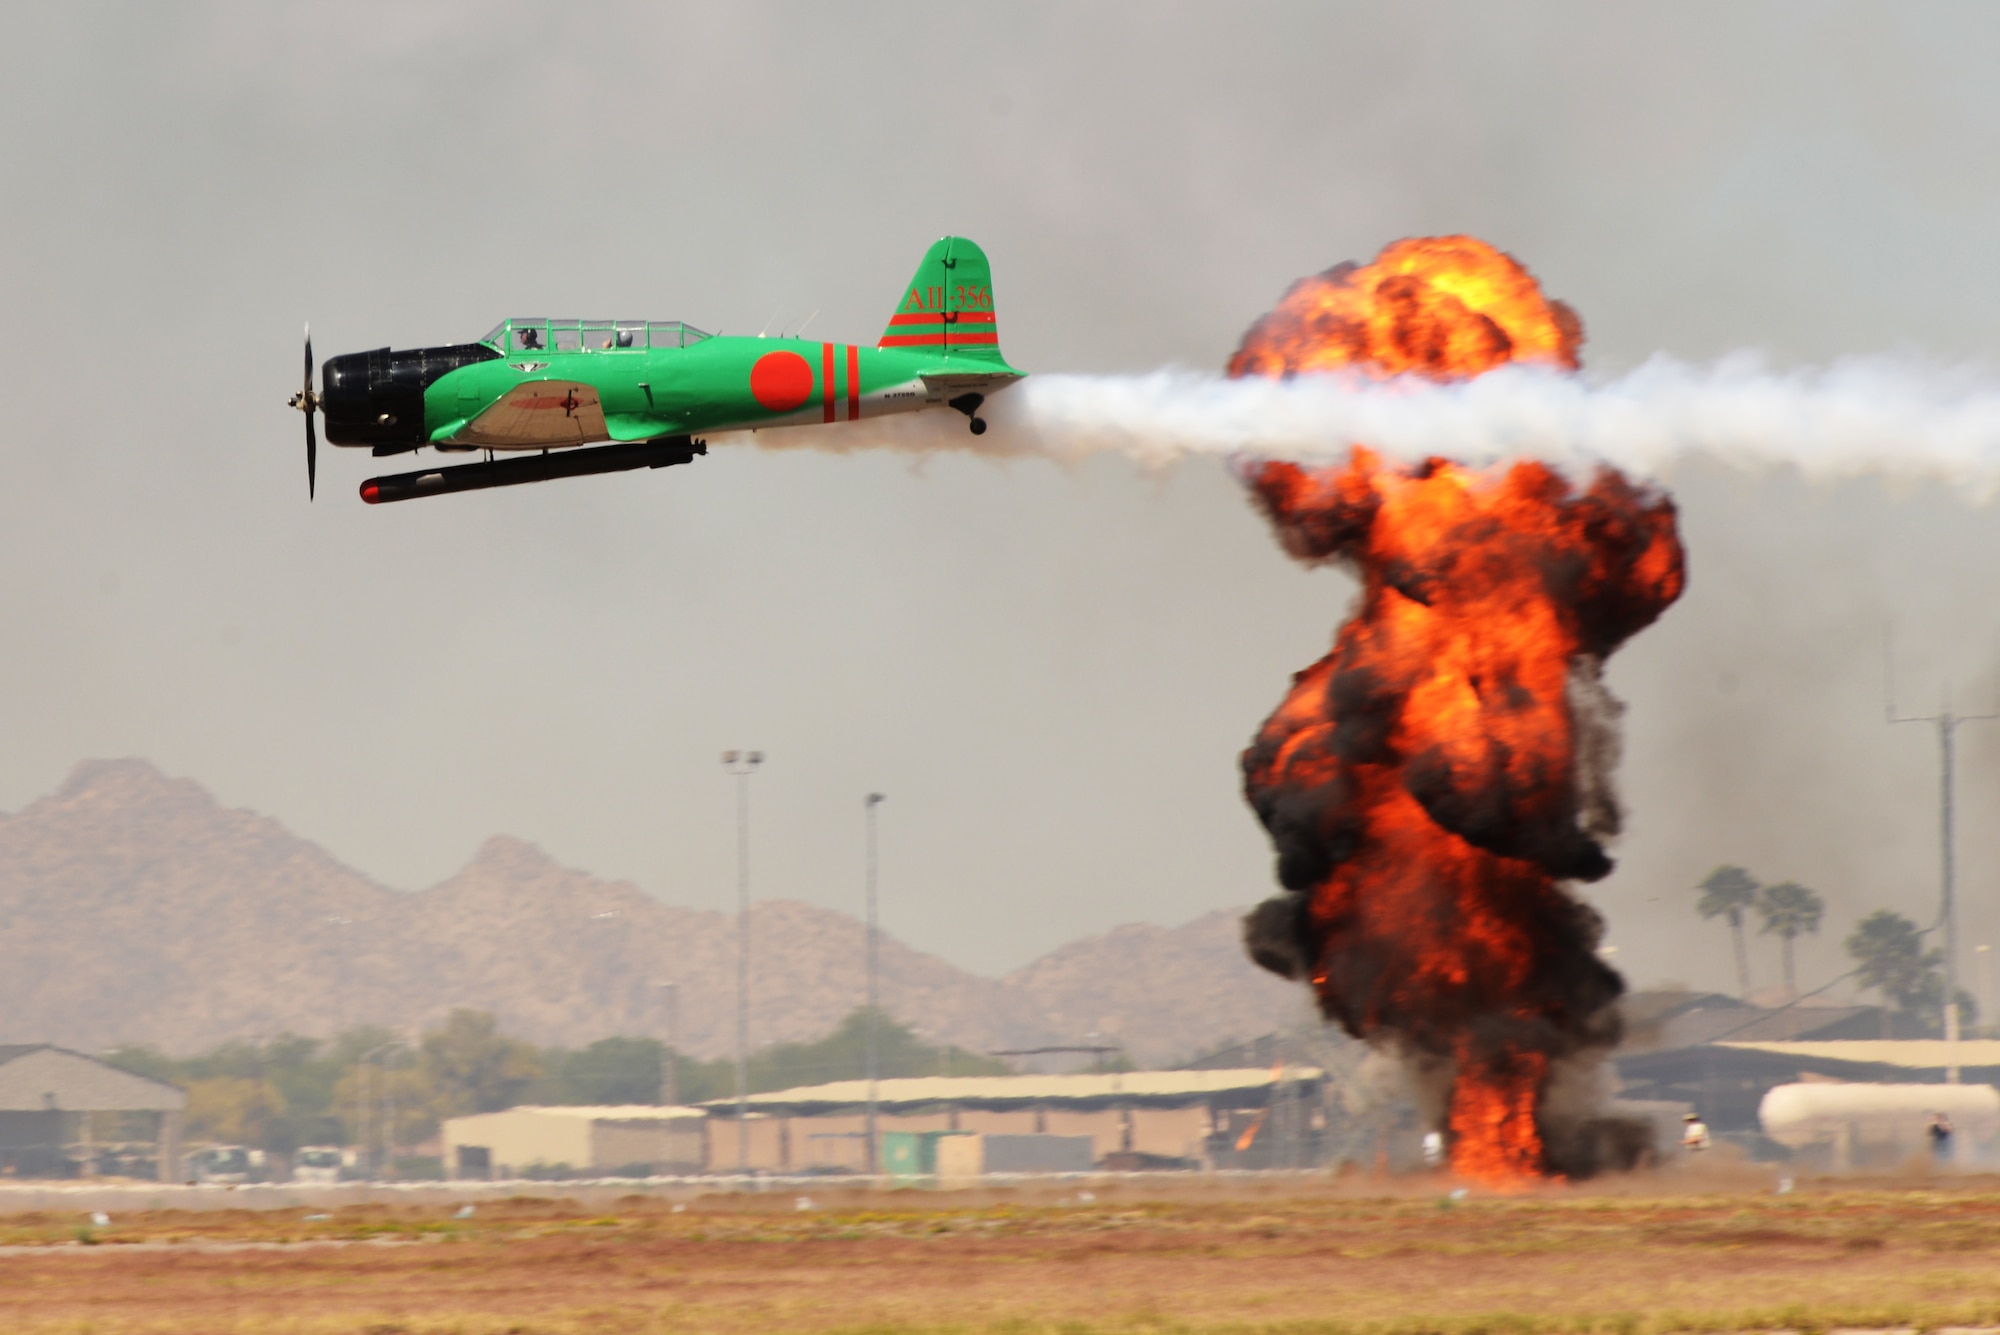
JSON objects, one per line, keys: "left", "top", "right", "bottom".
{"left": 1696, "top": 865, "right": 1760, "bottom": 997}
{"left": 1845, "top": 909, "right": 1935, "bottom": 1013}
{"left": 1756, "top": 881, "right": 1825, "bottom": 999}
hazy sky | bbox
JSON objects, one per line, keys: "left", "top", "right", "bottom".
{"left": 6, "top": 3, "right": 2000, "bottom": 1003}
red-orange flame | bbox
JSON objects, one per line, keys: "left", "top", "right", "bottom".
{"left": 1448, "top": 1046, "right": 1548, "bottom": 1183}
{"left": 1226, "top": 235, "right": 1582, "bottom": 382}
{"left": 1232, "top": 237, "right": 1685, "bottom": 1182}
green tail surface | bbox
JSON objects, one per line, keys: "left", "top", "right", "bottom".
{"left": 879, "top": 236, "right": 1014, "bottom": 368}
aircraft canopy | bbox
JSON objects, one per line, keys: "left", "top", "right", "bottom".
{"left": 479, "top": 319, "right": 712, "bottom": 354}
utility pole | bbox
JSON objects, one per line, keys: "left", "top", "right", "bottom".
{"left": 1979, "top": 946, "right": 1994, "bottom": 1041}
{"left": 864, "top": 792, "right": 885, "bottom": 1175}
{"left": 657, "top": 980, "right": 681, "bottom": 1106}
{"left": 1890, "top": 674, "right": 1997, "bottom": 1084}
{"left": 721, "top": 750, "right": 764, "bottom": 1171}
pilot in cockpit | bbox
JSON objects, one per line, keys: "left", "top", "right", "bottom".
{"left": 516, "top": 327, "right": 543, "bottom": 351}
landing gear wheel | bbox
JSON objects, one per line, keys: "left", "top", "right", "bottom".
{"left": 948, "top": 391, "right": 988, "bottom": 437}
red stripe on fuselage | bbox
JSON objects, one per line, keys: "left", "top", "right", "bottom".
{"left": 846, "top": 343, "right": 860, "bottom": 421}
{"left": 822, "top": 342, "right": 836, "bottom": 423}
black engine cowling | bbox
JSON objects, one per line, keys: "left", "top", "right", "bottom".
{"left": 322, "top": 343, "right": 501, "bottom": 453}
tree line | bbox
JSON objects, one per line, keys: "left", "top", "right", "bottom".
{"left": 106, "top": 1007, "right": 1008, "bottom": 1160}
{"left": 1695, "top": 864, "right": 1974, "bottom": 1030}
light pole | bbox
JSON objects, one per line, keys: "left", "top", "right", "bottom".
{"left": 864, "top": 792, "right": 885, "bottom": 1174}
{"left": 721, "top": 750, "right": 764, "bottom": 1171}
{"left": 356, "top": 1039, "right": 407, "bottom": 1181}
{"left": 1978, "top": 946, "right": 1993, "bottom": 1040}
{"left": 657, "top": 980, "right": 681, "bottom": 1106}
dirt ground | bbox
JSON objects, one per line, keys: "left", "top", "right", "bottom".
{"left": 7, "top": 1170, "right": 2000, "bottom": 1334}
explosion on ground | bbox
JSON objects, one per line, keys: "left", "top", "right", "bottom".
{"left": 1233, "top": 237, "right": 1683, "bottom": 1181}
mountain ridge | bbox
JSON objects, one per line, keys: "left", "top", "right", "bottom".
{"left": 0, "top": 759, "right": 1301, "bottom": 1065}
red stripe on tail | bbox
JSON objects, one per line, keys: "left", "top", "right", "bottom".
{"left": 877, "top": 332, "right": 1000, "bottom": 347}
{"left": 886, "top": 311, "right": 996, "bottom": 327}
{"left": 846, "top": 344, "right": 860, "bottom": 421}
{"left": 821, "top": 342, "right": 836, "bottom": 423}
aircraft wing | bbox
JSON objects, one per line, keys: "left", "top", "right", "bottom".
{"left": 457, "top": 380, "right": 607, "bottom": 448}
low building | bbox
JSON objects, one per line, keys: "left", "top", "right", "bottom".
{"left": 934, "top": 1132, "right": 1096, "bottom": 1178}
{"left": 1619, "top": 991, "right": 1921, "bottom": 1050}
{"left": 0, "top": 1045, "right": 185, "bottom": 1180}
{"left": 702, "top": 1068, "right": 1326, "bottom": 1174}
{"left": 1616, "top": 1038, "right": 2000, "bottom": 1146}
{"left": 442, "top": 1106, "right": 707, "bottom": 1179}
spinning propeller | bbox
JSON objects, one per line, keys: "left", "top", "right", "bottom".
{"left": 286, "top": 324, "right": 320, "bottom": 499}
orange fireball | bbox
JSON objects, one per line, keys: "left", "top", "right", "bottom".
{"left": 1227, "top": 235, "right": 1582, "bottom": 381}
{"left": 1233, "top": 237, "right": 1684, "bottom": 1181}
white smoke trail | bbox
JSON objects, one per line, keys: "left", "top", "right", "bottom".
{"left": 722, "top": 353, "right": 2000, "bottom": 497}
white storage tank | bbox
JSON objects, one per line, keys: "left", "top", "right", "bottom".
{"left": 1759, "top": 1082, "right": 2000, "bottom": 1168}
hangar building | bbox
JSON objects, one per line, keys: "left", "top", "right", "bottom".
{"left": 0, "top": 1045, "right": 186, "bottom": 1180}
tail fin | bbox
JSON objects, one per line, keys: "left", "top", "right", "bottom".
{"left": 879, "top": 236, "right": 1012, "bottom": 366}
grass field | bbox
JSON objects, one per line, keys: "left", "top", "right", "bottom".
{"left": 6, "top": 1172, "right": 2000, "bottom": 1335}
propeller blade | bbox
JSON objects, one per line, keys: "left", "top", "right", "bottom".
{"left": 304, "top": 324, "right": 316, "bottom": 501}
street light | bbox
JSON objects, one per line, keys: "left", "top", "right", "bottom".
{"left": 864, "top": 792, "right": 885, "bottom": 1174}
{"left": 721, "top": 749, "right": 764, "bottom": 1172}
{"left": 356, "top": 1039, "right": 409, "bottom": 1181}
{"left": 656, "top": 980, "right": 682, "bottom": 1106}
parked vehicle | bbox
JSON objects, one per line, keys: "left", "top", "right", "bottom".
{"left": 290, "top": 1145, "right": 353, "bottom": 1185}
{"left": 188, "top": 1145, "right": 266, "bottom": 1185}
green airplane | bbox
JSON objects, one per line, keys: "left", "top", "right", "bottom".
{"left": 286, "top": 236, "right": 1023, "bottom": 504}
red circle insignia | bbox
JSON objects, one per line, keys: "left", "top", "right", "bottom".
{"left": 749, "top": 350, "right": 815, "bottom": 412}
